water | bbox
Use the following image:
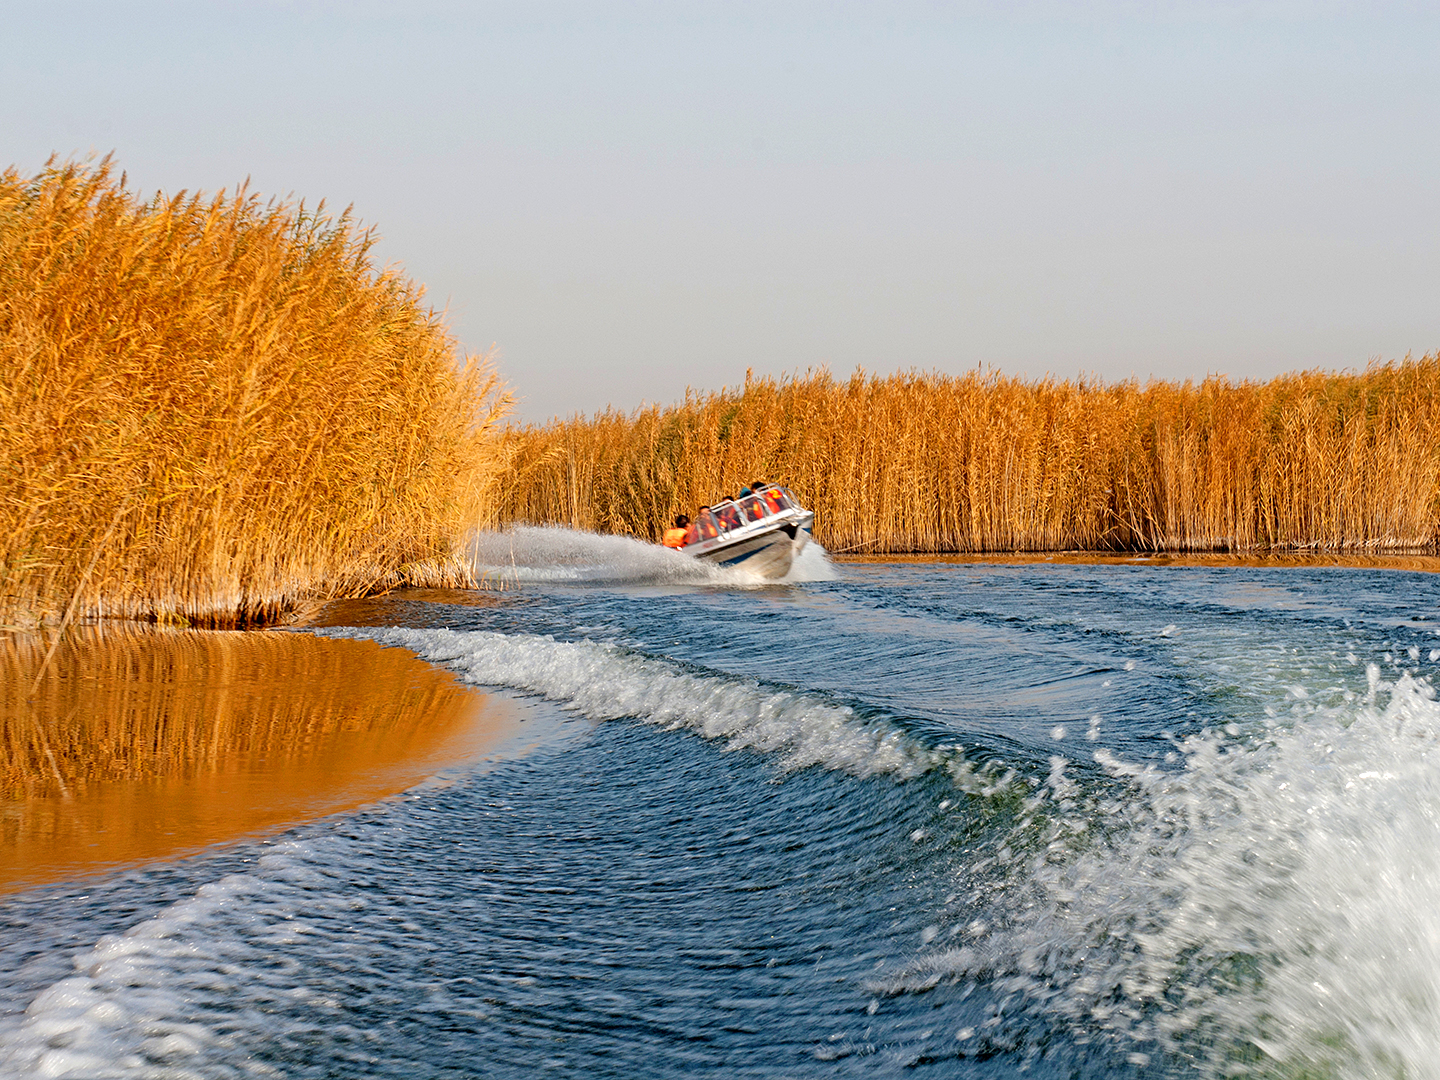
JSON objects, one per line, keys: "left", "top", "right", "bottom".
{"left": 5, "top": 530, "right": 1440, "bottom": 1078}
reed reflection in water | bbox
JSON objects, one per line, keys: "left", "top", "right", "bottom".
{"left": 1, "top": 628, "right": 523, "bottom": 892}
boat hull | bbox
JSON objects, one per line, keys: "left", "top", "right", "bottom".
{"left": 686, "top": 523, "right": 799, "bottom": 579}
{"left": 795, "top": 509, "right": 814, "bottom": 550}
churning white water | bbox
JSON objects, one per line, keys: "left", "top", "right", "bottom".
{"left": 466, "top": 525, "right": 836, "bottom": 586}
{"left": 876, "top": 665, "right": 1440, "bottom": 1077}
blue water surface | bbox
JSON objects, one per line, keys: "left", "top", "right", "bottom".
{"left": 4, "top": 550, "right": 1440, "bottom": 1078}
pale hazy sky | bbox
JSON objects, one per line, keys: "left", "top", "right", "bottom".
{"left": 6, "top": 1, "right": 1438, "bottom": 421}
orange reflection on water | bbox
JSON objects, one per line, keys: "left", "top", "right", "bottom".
{"left": 1, "top": 628, "right": 519, "bottom": 893}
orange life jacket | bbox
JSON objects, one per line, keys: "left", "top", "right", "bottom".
{"left": 662, "top": 527, "right": 688, "bottom": 548}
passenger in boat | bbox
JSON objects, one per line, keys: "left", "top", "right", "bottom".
{"left": 662, "top": 515, "right": 691, "bottom": 548}
{"left": 739, "top": 492, "right": 769, "bottom": 522}
{"left": 685, "top": 507, "right": 719, "bottom": 545}
{"left": 760, "top": 484, "right": 788, "bottom": 514}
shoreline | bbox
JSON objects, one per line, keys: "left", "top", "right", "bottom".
{"left": 7, "top": 546, "right": 1439, "bottom": 637}
{"left": 835, "top": 550, "right": 1440, "bottom": 572}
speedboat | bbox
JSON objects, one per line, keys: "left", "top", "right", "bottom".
{"left": 678, "top": 484, "right": 814, "bottom": 579}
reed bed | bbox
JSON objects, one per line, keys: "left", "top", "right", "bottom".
{"left": 491, "top": 359, "right": 1440, "bottom": 553}
{"left": 1, "top": 157, "right": 509, "bottom": 629}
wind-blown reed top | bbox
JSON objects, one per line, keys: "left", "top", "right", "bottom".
{"left": 0, "top": 157, "right": 509, "bottom": 628}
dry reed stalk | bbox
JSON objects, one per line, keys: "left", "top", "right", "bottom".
{"left": 1, "top": 157, "right": 511, "bottom": 628}
{"left": 490, "top": 359, "right": 1440, "bottom": 554}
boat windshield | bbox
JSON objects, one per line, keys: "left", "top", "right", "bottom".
{"left": 712, "top": 501, "right": 744, "bottom": 532}
{"left": 739, "top": 494, "right": 768, "bottom": 522}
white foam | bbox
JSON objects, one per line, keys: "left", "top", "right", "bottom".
{"left": 787, "top": 538, "right": 839, "bottom": 582}
{"left": 466, "top": 526, "right": 835, "bottom": 586}
{"left": 325, "top": 626, "right": 933, "bottom": 780}
{"left": 881, "top": 669, "right": 1440, "bottom": 1078}
{"left": 0, "top": 843, "right": 336, "bottom": 1078}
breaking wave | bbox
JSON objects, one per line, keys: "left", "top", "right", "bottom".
{"left": 323, "top": 626, "right": 934, "bottom": 780}
{"left": 876, "top": 665, "right": 1440, "bottom": 1077}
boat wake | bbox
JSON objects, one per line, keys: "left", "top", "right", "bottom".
{"left": 327, "top": 621, "right": 1440, "bottom": 1075}
{"left": 875, "top": 666, "right": 1440, "bottom": 1077}
{"left": 321, "top": 626, "right": 936, "bottom": 780}
{"left": 466, "top": 526, "right": 836, "bottom": 586}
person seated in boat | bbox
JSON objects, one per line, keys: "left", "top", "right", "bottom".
{"left": 713, "top": 499, "right": 745, "bottom": 531}
{"left": 662, "top": 514, "right": 690, "bottom": 548}
{"left": 739, "top": 490, "right": 769, "bottom": 522}
{"left": 685, "top": 507, "right": 719, "bottom": 545}
{"left": 759, "top": 483, "right": 788, "bottom": 514}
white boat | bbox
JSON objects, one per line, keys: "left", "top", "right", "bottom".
{"left": 678, "top": 485, "right": 814, "bottom": 579}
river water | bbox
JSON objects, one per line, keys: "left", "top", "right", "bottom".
{"left": 4, "top": 529, "right": 1440, "bottom": 1078}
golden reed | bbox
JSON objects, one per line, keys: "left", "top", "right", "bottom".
{"left": 491, "top": 360, "right": 1440, "bottom": 553}
{"left": 0, "top": 158, "right": 509, "bottom": 630}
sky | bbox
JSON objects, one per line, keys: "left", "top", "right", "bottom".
{"left": 5, "top": 1, "right": 1439, "bottom": 422}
